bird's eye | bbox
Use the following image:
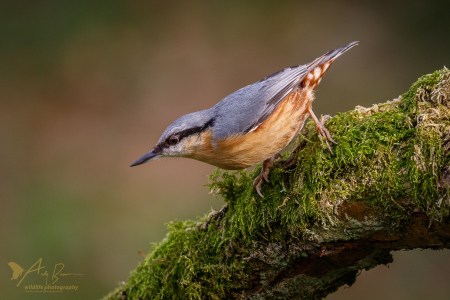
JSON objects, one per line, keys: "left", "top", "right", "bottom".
{"left": 168, "top": 136, "right": 179, "bottom": 145}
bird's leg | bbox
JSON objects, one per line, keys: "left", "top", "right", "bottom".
{"left": 253, "top": 153, "right": 281, "bottom": 198}
{"left": 307, "top": 106, "right": 337, "bottom": 154}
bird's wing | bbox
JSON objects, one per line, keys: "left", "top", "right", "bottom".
{"left": 212, "top": 42, "right": 357, "bottom": 140}
{"left": 211, "top": 65, "right": 308, "bottom": 140}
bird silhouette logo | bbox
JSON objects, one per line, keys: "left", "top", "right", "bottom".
{"left": 8, "top": 262, "right": 24, "bottom": 280}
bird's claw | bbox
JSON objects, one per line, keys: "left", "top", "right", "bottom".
{"left": 252, "top": 153, "right": 280, "bottom": 198}
{"left": 253, "top": 175, "right": 265, "bottom": 198}
{"left": 263, "top": 173, "right": 270, "bottom": 183}
{"left": 253, "top": 168, "right": 269, "bottom": 198}
{"left": 316, "top": 115, "right": 337, "bottom": 154}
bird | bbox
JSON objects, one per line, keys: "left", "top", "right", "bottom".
{"left": 131, "top": 42, "right": 358, "bottom": 197}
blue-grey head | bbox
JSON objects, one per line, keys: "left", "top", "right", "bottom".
{"left": 130, "top": 109, "right": 214, "bottom": 167}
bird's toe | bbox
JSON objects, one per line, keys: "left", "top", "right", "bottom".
{"left": 253, "top": 175, "right": 265, "bottom": 198}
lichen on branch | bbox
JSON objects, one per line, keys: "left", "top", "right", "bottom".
{"left": 103, "top": 68, "right": 450, "bottom": 300}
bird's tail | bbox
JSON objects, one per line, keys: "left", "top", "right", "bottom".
{"left": 301, "top": 41, "right": 358, "bottom": 88}
{"left": 317, "top": 41, "right": 358, "bottom": 65}
{"left": 305, "top": 41, "right": 358, "bottom": 73}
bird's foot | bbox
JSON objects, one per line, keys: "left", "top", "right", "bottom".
{"left": 253, "top": 153, "right": 280, "bottom": 198}
{"left": 308, "top": 108, "right": 337, "bottom": 154}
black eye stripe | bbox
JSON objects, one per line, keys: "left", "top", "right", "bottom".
{"left": 163, "top": 118, "right": 215, "bottom": 147}
{"left": 152, "top": 144, "right": 163, "bottom": 153}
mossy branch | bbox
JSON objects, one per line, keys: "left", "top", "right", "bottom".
{"left": 103, "top": 68, "right": 450, "bottom": 300}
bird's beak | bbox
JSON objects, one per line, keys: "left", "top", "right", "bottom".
{"left": 130, "top": 148, "right": 161, "bottom": 167}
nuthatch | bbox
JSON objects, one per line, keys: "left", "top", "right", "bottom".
{"left": 131, "top": 42, "right": 358, "bottom": 197}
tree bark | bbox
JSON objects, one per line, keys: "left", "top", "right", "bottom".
{"left": 103, "top": 68, "right": 450, "bottom": 300}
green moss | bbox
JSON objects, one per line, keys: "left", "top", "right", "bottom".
{"left": 103, "top": 68, "right": 450, "bottom": 300}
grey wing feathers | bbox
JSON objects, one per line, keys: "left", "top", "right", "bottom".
{"left": 245, "top": 66, "right": 310, "bottom": 132}
{"left": 212, "top": 42, "right": 358, "bottom": 140}
{"left": 212, "top": 65, "right": 310, "bottom": 140}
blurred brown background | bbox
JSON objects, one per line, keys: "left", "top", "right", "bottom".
{"left": 1, "top": 0, "right": 450, "bottom": 299}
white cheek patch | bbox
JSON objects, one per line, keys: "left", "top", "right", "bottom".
{"left": 163, "top": 135, "right": 200, "bottom": 157}
{"left": 163, "top": 143, "right": 185, "bottom": 157}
